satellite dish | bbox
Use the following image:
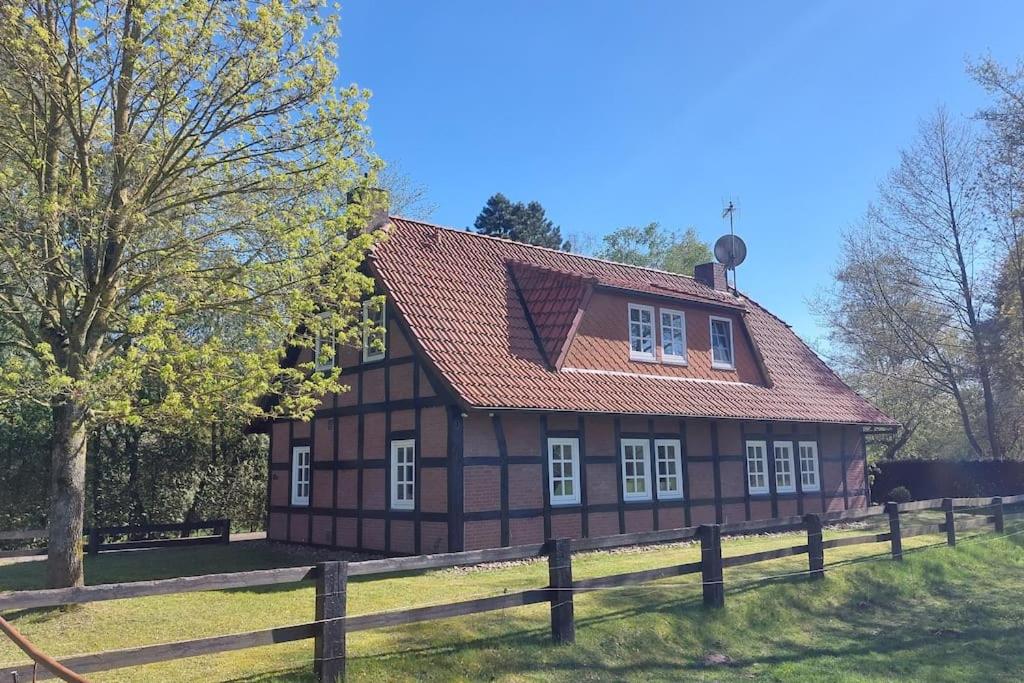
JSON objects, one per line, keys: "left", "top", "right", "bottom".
{"left": 714, "top": 234, "right": 747, "bottom": 269}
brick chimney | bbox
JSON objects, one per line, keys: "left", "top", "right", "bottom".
{"left": 693, "top": 262, "right": 728, "bottom": 290}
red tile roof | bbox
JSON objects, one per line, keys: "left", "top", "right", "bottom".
{"left": 371, "top": 217, "right": 896, "bottom": 426}
{"left": 508, "top": 261, "right": 593, "bottom": 369}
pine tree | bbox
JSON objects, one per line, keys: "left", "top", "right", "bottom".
{"left": 474, "top": 193, "right": 570, "bottom": 250}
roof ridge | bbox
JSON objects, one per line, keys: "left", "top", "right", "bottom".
{"left": 508, "top": 258, "right": 594, "bottom": 282}
{"left": 389, "top": 214, "right": 721, "bottom": 286}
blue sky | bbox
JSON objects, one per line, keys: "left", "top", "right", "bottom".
{"left": 336, "top": 1, "right": 1024, "bottom": 348}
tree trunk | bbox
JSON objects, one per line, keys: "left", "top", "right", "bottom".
{"left": 47, "top": 399, "right": 88, "bottom": 588}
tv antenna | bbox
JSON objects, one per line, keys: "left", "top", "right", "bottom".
{"left": 715, "top": 200, "right": 746, "bottom": 293}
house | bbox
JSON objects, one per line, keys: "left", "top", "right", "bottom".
{"left": 264, "top": 217, "right": 895, "bottom": 554}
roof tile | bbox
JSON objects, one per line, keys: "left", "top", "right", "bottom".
{"left": 371, "top": 218, "right": 895, "bottom": 426}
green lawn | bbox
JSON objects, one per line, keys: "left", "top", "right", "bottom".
{"left": 2, "top": 519, "right": 1023, "bottom": 682}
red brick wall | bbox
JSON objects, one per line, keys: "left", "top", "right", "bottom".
{"left": 266, "top": 304, "right": 452, "bottom": 554}
{"left": 420, "top": 522, "right": 448, "bottom": 554}
{"left": 453, "top": 412, "right": 870, "bottom": 551}
{"left": 464, "top": 466, "right": 499, "bottom": 513}
{"left": 562, "top": 292, "right": 763, "bottom": 384}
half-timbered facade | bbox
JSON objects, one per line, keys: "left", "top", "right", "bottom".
{"left": 264, "top": 217, "right": 895, "bottom": 554}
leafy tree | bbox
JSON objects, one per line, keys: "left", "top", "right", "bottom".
{"left": 596, "top": 223, "right": 712, "bottom": 275}
{"left": 974, "top": 57, "right": 1024, "bottom": 456}
{"left": 474, "top": 193, "right": 569, "bottom": 250}
{"left": 818, "top": 109, "right": 1003, "bottom": 460}
{"left": 0, "top": 0, "right": 380, "bottom": 587}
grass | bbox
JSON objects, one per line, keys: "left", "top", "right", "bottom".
{"left": 2, "top": 517, "right": 1024, "bottom": 682}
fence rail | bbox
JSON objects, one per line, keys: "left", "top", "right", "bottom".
{"left": 2, "top": 495, "right": 1021, "bottom": 682}
{"left": 0, "top": 519, "right": 231, "bottom": 561}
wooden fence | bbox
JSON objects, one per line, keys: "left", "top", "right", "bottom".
{"left": 0, "top": 519, "right": 231, "bottom": 560}
{"left": 2, "top": 496, "right": 1022, "bottom": 682}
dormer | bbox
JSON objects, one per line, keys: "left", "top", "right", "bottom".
{"left": 509, "top": 258, "right": 768, "bottom": 386}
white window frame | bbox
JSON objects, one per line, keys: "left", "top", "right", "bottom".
{"left": 291, "top": 445, "right": 311, "bottom": 506}
{"left": 314, "top": 311, "right": 335, "bottom": 372}
{"left": 390, "top": 439, "right": 416, "bottom": 510}
{"left": 547, "top": 438, "right": 581, "bottom": 506}
{"left": 746, "top": 440, "right": 769, "bottom": 495}
{"left": 362, "top": 299, "right": 386, "bottom": 363}
{"left": 709, "top": 315, "right": 735, "bottom": 370}
{"left": 653, "top": 438, "right": 684, "bottom": 499}
{"left": 620, "top": 438, "right": 653, "bottom": 501}
{"left": 798, "top": 441, "right": 821, "bottom": 492}
{"left": 659, "top": 309, "right": 688, "bottom": 365}
{"left": 774, "top": 441, "right": 796, "bottom": 493}
{"left": 628, "top": 303, "right": 656, "bottom": 362}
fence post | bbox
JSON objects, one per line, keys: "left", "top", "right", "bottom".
{"left": 219, "top": 520, "right": 231, "bottom": 545}
{"left": 546, "top": 538, "right": 575, "bottom": 645}
{"left": 803, "top": 513, "right": 824, "bottom": 580}
{"left": 699, "top": 524, "right": 724, "bottom": 608}
{"left": 942, "top": 498, "right": 956, "bottom": 547}
{"left": 992, "top": 497, "right": 1004, "bottom": 532}
{"left": 88, "top": 527, "right": 100, "bottom": 556}
{"left": 885, "top": 502, "right": 902, "bottom": 561}
{"left": 314, "top": 560, "right": 348, "bottom": 683}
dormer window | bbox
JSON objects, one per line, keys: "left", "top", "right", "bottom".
{"left": 660, "top": 309, "right": 687, "bottom": 365}
{"left": 362, "top": 299, "right": 386, "bottom": 363}
{"left": 628, "top": 304, "right": 655, "bottom": 361}
{"left": 710, "top": 316, "right": 734, "bottom": 370}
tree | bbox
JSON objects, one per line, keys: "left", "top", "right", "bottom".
{"left": 379, "top": 160, "right": 436, "bottom": 220}
{"left": 973, "top": 57, "right": 1024, "bottom": 455}
{"left": 474, "top": 193, "right": 569, "bottom": 250}
{"left": 0, "top": 0, "right": 381, "bottom": 587}
{"left": 596, "top": 222, "right": 712, "bottom": 274}
{"left": 818, "top": 109, "right": 1003, "bottom": 460}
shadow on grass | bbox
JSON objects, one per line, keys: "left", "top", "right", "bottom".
{"left": 219, "top": 620, "right": 1024, "bottom": 683}
{"left": 228, "top": 535, "right": 1024, "bottom": 681}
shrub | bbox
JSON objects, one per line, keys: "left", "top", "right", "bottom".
{"left": 886, "top": 486, "right": 912, "bottom": 503}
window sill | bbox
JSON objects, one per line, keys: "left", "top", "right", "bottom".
{"left": 290, "top": 502, "right": 310, "bottom": 507}
{"left": 629, "top": 354, "right": 658, "bottom": 364}
{"left": 623, "top": 497, "right": 654, "bottom": 504}
{"left": 711, "top": 362, "right": 735, "bottom": 371}
{"left": 551, "top": 500, "right": 581, "bottom": 508}
{"left": 662, "top": 357, "right": 688, "bottom": 366}
{"left": 656, "top": 494, "right": 684, "bottom": 501}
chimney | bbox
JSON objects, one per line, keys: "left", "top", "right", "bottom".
{"left": 694, "top": 262, "right": 728, "bottom": 290}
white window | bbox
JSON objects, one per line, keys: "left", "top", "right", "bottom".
{"left": 314, "top": 312, "right": 335, "bottom": 371}
{"left": 390, "top": 439, "right": 415, "bottom": 510}
{"left": 620, "top": 438, "right": 652, "bottom": 501}
{"left": 660, "top": 309, "right": 687, "bottom": 364}
{"left": 362, "top": 299, "right": 386, "bottom": 363}
{"left": 547, "top": 438, "right": 581, "bottom": 506}
{"left": 654, "top": 439, "right": 684, "bottom": 499}
{"left": 774, "top": 441, "right": 796, "bottom": 493}
{"left": 291, "top": 446, "right": 310, "bottom": 506}
{"left": 746, "top": 440, "right": 769, "bottom": 495}
{"left": 798, "top": 441, "right": 820, "bottom": 492}
{"left": 710, "top": 316, "right": 734, "bottom": 370}
{"left": 628, "top": 303, "right": 655, "bottom": 361}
